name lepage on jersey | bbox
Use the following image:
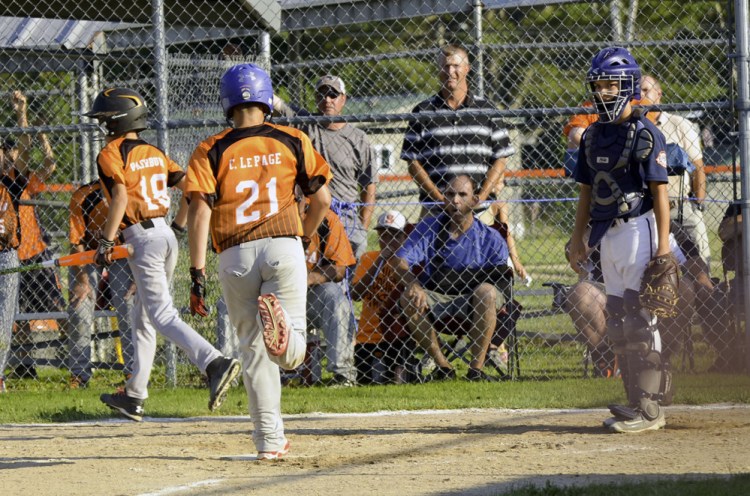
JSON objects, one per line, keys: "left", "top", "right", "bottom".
{"left": 228, "top": 152, "right": 283, "bottom": 170}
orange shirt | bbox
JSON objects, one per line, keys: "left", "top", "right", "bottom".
{"left": 0, "top": 184, "right": 19, "bottom": 251}
{"left": 563, "top": 98, "right": 657, "bottom": 140}
{"left": 97, "top": 137, "right": 185, "bottom": 228}
{"left": 186, "top": 123, "right": 332, "bottom": 253}
{"left": 304, "top": 210, "right": 356, "bottom": 271}
{"left": 0, "top": 169, "right": 46, "bottom": 260}
{"left": 69, "top": 180, "right": 111, "bottom": 251}
{"left": 353, "top": 251, "right": 408, "bottom": 345}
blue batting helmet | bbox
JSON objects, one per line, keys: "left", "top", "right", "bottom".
{"left": 219, "top": 63, "right": 274, "bottom": 119}
{"left": 586, "top": 47, "right": 641, "bottom": 123}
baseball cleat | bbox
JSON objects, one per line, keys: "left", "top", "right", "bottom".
{"left": 257, "top": 440, "right": 290, "bottom": 461}
{"left": 206, "top": 356, "right": 241, "bottom": 411}
{"left": 258, "top": 293, "right": 289, "bottom": 357}
{"left": 608, "top": 409, "right": 665, "bottom": 433}
{"left": 100, "top": 389, "right": 144, "bottom": 422}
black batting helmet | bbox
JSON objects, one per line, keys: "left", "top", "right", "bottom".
{"left": 84, "top": 88, "right": 148, "bottom": 136}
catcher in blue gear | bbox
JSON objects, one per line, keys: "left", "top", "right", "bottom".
{"left": 568, "top": 47, "right": 673, "bottom": 433}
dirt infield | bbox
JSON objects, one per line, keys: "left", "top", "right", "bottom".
{"left": 2, "top": 405, "right": 749, "bottom": 496}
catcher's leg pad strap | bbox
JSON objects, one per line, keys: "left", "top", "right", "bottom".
{"left": 608, "top": 404, "right": 639, "bottom": 420}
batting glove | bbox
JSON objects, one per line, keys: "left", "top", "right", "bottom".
{"left": 189, "top": 267, "right": 209, "bottom": 317}
{"left": 94, "top": 238, "right": 115, "bottom": 267}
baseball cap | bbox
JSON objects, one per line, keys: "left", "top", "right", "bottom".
{"left": 315, "top": 75, "right": 346, "bottom": 96}
{"left": 375, "top": 210, "right": 406, "bottom": 232}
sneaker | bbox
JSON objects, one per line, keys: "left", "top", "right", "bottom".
{"left": 206, "top": 356, "right": 241, "bottom": 411}
{"left": 329, "top": 374, "right": 357, "bottom": 388}
{"left": 465, "top": 368, "right": 500, "bottom": 382}
{"left": 608, "top": 408, "right": 666, "bottom": 433}
{"left": 100, "top": 389, "right": 144, "bottom": 422}
{"left": 486, "top": 346, "right": 509, "bottom": 374}
{"left": 257, "top": 440, "right": 290, "bottom": 461}
{"left": 421, "top": 366, "right": 456, "bottom": 383}
{"left": 258, "top": 294, "right": 289, "bottom": 357}
{"left": 69, "top": 376, "right": 89, "bottom": 389}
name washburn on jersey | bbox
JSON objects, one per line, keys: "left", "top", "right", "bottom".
{"left": 187, "top": 124, "right": 331, "bottom": 253}
{"left": 97, "top": 137, "right": 185, "bottom": 228}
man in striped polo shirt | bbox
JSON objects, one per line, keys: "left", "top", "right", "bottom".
{"left": 401, "top": 44, "right": 515, "bottom": 217}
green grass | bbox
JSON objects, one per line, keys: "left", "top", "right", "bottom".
{"left": 1, "top": 372, "right": 748, "bottom": 424}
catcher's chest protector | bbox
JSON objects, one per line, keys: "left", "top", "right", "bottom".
{"left": 585, "top": 119, "right": 645, "bottom": 222}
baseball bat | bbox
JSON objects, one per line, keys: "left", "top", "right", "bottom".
{"left": 0, "top": 244, "right": 134, "bottom": 276}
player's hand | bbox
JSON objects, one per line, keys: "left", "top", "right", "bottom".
{"left": 11, "top": 90, "right": 27, "bottom": 114}
{"left": 189, "top": 267, "right": 209, "bottom": 317}
{"left": 567, "top": 238, "right": 587, "bottom": 274}
{"left": 94, "top": 238, "right": 115, "bottom": 267}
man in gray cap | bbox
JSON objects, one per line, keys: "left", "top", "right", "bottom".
{"left": 274, "top": 75, "right": 377, "bottom": 259}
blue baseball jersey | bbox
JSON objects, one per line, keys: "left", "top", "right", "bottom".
{"left": 396, "top": 214, "right": 509, "bottom": 287}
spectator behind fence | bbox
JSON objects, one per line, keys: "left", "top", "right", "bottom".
{"left": 351, "top": 209, "right": 415, "bottom": 385}
{"left": 567, "top": 47, "right": 671, "bottom": 433}
{"left": 273, "top": 75, "right": 376, "bottom": 258}
{"left": 699, "top": 204, "right": 747, "bottom": 373}
{"left": 66, "top": 179, "right": 136, "bottom": 388}
{"left": 641, "top": 74, "right": 711, "bottom": 267}
{"left": 395, "top": 174, "right": 510, "bottom": 382}
{"left": 1, "top": 90, "right": 64, "bottom": 379}
{"left": 401, "top": 44, "right": 515, "bottom": 218}
{"left": 0, "top": 164, "right": 20, "bottom": 393}
{"left": 299, "top": 194, "right": 358, "bottom": 387}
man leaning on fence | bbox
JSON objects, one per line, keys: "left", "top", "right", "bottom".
{"left": 401, "top": 44, "right": 515, "bottom": 218}
{"left": 273, "top": 75, "right": 377, "bottom": 258}
{"left": 395, "top": 174, "right": 511, "bottom": 382}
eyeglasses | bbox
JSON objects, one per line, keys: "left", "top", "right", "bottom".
{"left": 317, "top": 89, "right": 341, "bottom": 100}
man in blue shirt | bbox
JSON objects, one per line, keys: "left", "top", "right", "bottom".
{"left": 396, "top": 174, "right": 511, "bottom": 382}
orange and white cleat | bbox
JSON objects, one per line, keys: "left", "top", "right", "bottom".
{"left": 257, "top": 440, "right": 290, "bottom": 461}
{"left": 258, "top": 293, "right": 289, "bottom": 357}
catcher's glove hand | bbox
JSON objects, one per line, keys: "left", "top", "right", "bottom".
{"left": 640, "top": 253, "right": 680, "bottom": 318}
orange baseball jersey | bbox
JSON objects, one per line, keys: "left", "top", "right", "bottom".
{"left": 0, "top": 169, "right": 46, "bottom": 260}
{"left": 562, "top": 98, "right": 657, "bottom": 139}
{"left": 69, "top": 180, "right": 112, "bottom": 251}
{"left": 0, "top": 183, "right": 19, "bottom": 251}
{"left": 353, "top": 251, "right": 408, "bottom": 344}
{"left": 304, "top": 209, "right": 356, "bottom": 271}
{"left": 186, "top": 123, "right": 332, "bottom": 253}
{"left": 97, "top": 137, "right": 185, "bottom": 228}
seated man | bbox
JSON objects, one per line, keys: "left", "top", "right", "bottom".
{"left": 395, "top": 174, "right": 511, "bottom": 382}
{"left": 300, "top": 195, "right": 358, "bottom": 386}
{"left": 699, "top": 203, "right": 746, "bottom": 373}
{"left": 351, "top": 210, "right": 415, "bottom": 385}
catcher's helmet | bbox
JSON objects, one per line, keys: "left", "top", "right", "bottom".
{"left": 84, "top": 88, "right": 148, "bottom": 136}
{"left": 220, "top": 63, "right": 274, "bottom": 119}
{"left": 586, "top": 47, "right": 641, "bottom": 123}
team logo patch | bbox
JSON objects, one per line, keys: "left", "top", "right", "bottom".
{"left": 596, "top": 156, "right": 609, "bottom": 164}
{"left": 656, "top": 150, "right": 668, "bottom": 168}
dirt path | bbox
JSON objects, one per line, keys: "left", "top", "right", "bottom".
{"left": 2, "top": 405, "right": 749, "bottom": 496}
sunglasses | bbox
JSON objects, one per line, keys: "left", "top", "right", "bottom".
{"left": 317, "top": 89, "right": 341, "bottom": 100}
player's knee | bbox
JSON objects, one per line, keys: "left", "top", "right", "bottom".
{"left": 472, "top": 283, "right": 497, "bottom": 306}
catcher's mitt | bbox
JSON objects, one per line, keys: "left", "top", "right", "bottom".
{"left": 640, "top": 253, "right": 680, "bottom": 318}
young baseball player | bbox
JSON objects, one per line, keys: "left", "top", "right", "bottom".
{"left": 0, "top": 179, "right": 19, "bottom": 393}
{"left": 86, "top": 88, "right": 240, "bottom": 421}
{"left": 186, "top": 64, "right": 332, "bottom": 460}
{"left": 568, "top": 47, "right": 671, "bottom": 433}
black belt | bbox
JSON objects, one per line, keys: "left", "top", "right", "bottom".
{"left": 140, "top": 219, "right": 156, "bottom": 229}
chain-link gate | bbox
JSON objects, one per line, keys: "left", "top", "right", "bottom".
{"left": 0, "top": 0, "right": 747, "bottom": 392}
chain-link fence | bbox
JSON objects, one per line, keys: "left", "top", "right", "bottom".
{"left": 0, "top": 0, "right": 747, "bottom": 391}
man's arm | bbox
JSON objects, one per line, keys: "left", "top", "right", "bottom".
{"left": 302, "top": 184, "right": 332, "bottom": 239}
{"left": 691, "top": 158, "right": 706, "bottom": 204}
{"left": 359, "top": 183, "right": 376, "bottom": 230}
{"left": 477, "top": 157, "right": 506, "bottom": 204}
{"left": 408, "top": 160, "right": 444, "bottom": 203}
{"left": 11, "top": 91, "right": 31, "bottom": 175}
{"left": 33, "top": 132, "right": 57, "bottom": 183}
